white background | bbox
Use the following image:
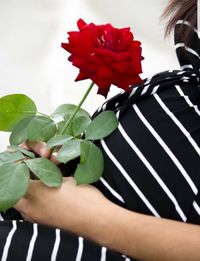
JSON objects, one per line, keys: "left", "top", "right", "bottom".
{"left": 0, "top": 0, "right": 179, "bottom": 150}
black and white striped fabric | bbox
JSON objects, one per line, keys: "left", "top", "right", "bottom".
{"left": 1, "top": 19, "right": 200, "bottom": 260}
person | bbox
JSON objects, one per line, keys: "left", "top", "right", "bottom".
{"left": 1, "top": 0, "right": 200, "bottom": 260}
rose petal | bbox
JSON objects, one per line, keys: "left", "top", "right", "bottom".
{"left": 62, "top": 19, "right": 143, "bottom": 97}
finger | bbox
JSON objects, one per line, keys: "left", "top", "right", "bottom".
{"left": 20, "top": 213, "right": 35, "bottom": 223}
{"left": 14, "top": 197, "right": 28, "bottom": 213}
{"left": 25, "top": 141, "right": 51, "bottom": 158}
{"left": 26, "top": 179, "right": 46, "bottom": 196}
{"left": 14, "top": 180, "right": 44, "bottom": 208}
{"left": 20, "top": 142, "right": 30, "bottom": 150}
{"left": 50, "top": 152, "right": 60, "bottom": 165}
{"left": 14, "top": 197, "right": 36, "bottom": 223}
{"left": 63, "top": 176, "right": 77, "bottom": 185}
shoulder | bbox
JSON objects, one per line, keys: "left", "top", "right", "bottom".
{"left": 100, "top": 69, "right": 199, "bottom": 115}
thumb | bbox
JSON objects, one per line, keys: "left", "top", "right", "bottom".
{"left": 24, "top": 141, "right": 51, "bottom": 158}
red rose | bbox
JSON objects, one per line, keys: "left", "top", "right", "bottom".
{"left": 62, "top": 19, "right": 143, "bottom": 97}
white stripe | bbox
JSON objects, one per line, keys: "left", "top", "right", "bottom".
{"left": 115, "top": 102, "right": 119, "bottom": 108}
{"left": 193, "top": 201, "right": 200, "bottom": 216}
{"left": 122, "top": 255, "right": 131, "bottom": 260}
{"left": 165, "top": 77, "right": 174, "bottom": 80}
{"left": 181, "top": 76, "right": 190, "bottom": 82}
{"left": 181, "top": 64, "right": 193, "bottom": 70}
{"left": 102, "top": 103, "right": 107, "bottom": 111}
{"left": 51, "top": 229, "right": 61, "bottom": 261}
{"left": 0, "top": 213, "right": 4, "bottom": 221}
{"left": 100, "top": 177, "right": 125, "bottom": 203}
{"left": 100, "top": 139, "right": 160, "bottom": 217}
{"left": 129, "top": 86, "right": 138, "bottom": 97}
{"left": 1, "top": 220, "right": 17, "bottom": 261}
{"left": 133, "top": 103, "right": 198, "bottom": 195}
{"left": 97, "top": 106, "right": 102, "bottom": 113}
{"left": 141, "top": 84, "right": 150, "bottom": 95}
{"left": 145, "top": 77, "right": 152, "bottom": 85}
{"left": 26, "top": 223, "right": 38, "bottom": 261}
{"left": 176, "top": 20, "right": 191, "bottom": 27}
{"left": 176, "top": 20, "right": 198, "bottom": 34}
{"left": 175, "top": 85, "right": 200, "bottom": 117}
{"left": 118, "top": 121, "right": 187, "bottom": 221}
{"left": 116, "top": 110, "right": 120, "bottom": 120}
{"left": 177, "top": 71, "right": 185, "bottom": 75}
{"left": 154, "top": 94, "right": 200, "bottom": 159}
{"left": 175, "top": 43, "right": 200, "bottom": 59}
{"left": 100, "top": 247, "right": 107, "bottom": 261}
{"left": 151, "top": 85, "right": 160, "bottom": 95}
{"left": 75, "top": 237, "right": 84, "bottom": 261}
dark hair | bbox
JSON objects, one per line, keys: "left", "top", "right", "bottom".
{"left": 162, "top": 0, "right": 197, "bottom": 42}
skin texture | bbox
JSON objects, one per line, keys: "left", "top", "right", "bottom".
{"left": 14, "top": 141, "right": 200, "bottom": 261}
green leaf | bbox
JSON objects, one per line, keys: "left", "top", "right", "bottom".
{"left": 0, "top": 94, "right": 37, "bottom": 132}
{"left": 85, "top": 111, "right": 118, "bottom": 140}
{"left": 9, "top": 115, "right": 57, "bottom": 145}
{"left": 0, "top": 151, "right": 25, "bottom": 166}
{"left": 51, "top": 104, "right": 90, "bottom": 119}
{"left": 0, "top": 163, "right": 30, "bottom": 211}
{"left": 47, "top": 134, "right": 73, "bottom": 148}
{"left": 56, "top": 139, "right": 82, "bottom": 164}
{"left": 74, "top": 140, "right": 104, "bottom": 184}
{"left": 9, "top": 116, "right": 34, "bottom": 145}
{"left": 26, "top": 115, "right": 56, "bottom": 142}
{"left": 25, "top": 158, "right": 62, "bottom": 187}
{"left": 7, "top": 145, "right": 36, "bottom": 159}
{"left": 57, "top": 121, "right": 74, "bottom": 136}
{"left": 72, "top": 116, "right": 92, "bottom": 137}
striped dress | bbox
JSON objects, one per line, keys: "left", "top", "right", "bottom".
{"left": 1, "top": 20, "right": 200, "bottom": 261}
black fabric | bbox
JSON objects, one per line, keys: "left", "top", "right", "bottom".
{"left": 1, "top": 19, "right": 200, "bottom": 260}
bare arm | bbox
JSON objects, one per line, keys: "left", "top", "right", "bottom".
{"left": 15, "top": 142, "right": 200, "bottom": 261}
{"left": 14, "top": 177, "right": 200, "bottom": 261}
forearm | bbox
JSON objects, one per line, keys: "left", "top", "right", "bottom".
{"left": 15, "top": 178, "right": 200, "bottom": 261}
{"left": 62, "top": 201, "right": 200, "bottom": 261}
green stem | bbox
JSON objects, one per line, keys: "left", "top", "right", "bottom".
{"left": 60, "top": 81, "right": 95, "bottom": 135}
